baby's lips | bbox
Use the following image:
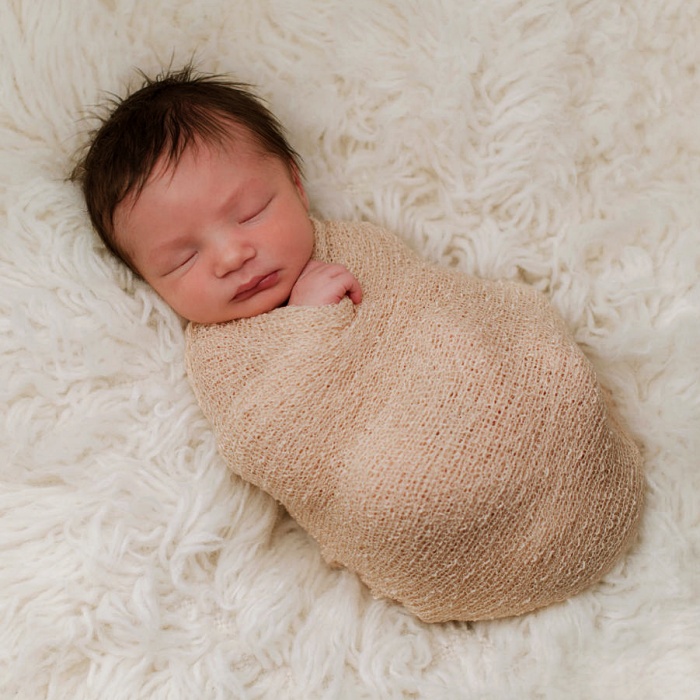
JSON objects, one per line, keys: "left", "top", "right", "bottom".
{"left": 232, "top": 271, "right": 279, "bottom": 302}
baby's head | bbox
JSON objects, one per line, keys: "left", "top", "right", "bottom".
{"left": 73, "top": 66, "right": 314, "bottom": 323}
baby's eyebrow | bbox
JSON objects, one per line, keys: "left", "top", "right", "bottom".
{"left": 218, "top": 179, "right": 266, "bottom": 219}
{"left": 144, "top": 234, "right": 194, "bottom": 271}
{"left": 151, "top": 233, "right": 192, "bottom": 255}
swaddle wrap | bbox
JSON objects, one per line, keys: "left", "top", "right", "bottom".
{"left": 185, "top": 219, "right": 644, "bottom": 622}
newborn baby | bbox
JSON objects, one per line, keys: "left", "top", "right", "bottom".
{"left": 73, "top": 67, "right": 644, "bottom": 622}
{"left": 185, "top": 217, "right": 644, "bottom": 622}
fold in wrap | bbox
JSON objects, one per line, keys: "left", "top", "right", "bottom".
{"left": 185, "top": 219, "right": 644, "bottom": 622}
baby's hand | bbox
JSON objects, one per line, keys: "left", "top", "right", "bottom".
{"left": 288, "top": 260, "right": 363, "bottom": 307}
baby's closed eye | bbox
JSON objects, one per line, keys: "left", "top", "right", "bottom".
{"left": 239, "top": 196, "right": 274, "bottom": 225}
{"left": 163, "top": 251, "right": 197, "bottom": 276}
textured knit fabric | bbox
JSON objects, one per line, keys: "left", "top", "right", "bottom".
{"left": 185, "top": 219, "right": 644, "bottom": 622}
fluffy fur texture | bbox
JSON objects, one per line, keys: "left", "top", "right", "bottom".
{"left": 1, "top": 0, "right": 698, "bottom": 698}
{"left": 186, "top": 219, "right": 644, "bottom": 623}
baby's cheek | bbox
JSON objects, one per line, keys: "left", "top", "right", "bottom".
{"left": 166, "top": 281, "right": 205, "bottom": 322}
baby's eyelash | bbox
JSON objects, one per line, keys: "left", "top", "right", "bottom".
{"left": 240, "top": 198, "right": 272, "bottom": 224}
{"left": 180, "top": 252, "right": 197, "bottom": 268}
{"left": 164, "top": 252, "right": 196, "bottom": 276}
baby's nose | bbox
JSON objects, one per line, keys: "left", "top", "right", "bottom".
{"left": 213, "top": 238, "right": 255, "bottom": 277}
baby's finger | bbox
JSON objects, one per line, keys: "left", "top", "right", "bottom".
{"left": 345, "top": 274, "right": 363, "bottom": 304}
{"left": 327, "top": 265, "right": 362, "bottom": 304}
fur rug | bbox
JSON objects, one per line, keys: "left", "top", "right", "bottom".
{"left": 1, "top": 0, "right": 698, "bottom": 698}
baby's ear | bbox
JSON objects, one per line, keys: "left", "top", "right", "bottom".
{"left": 289, "top": 162, "right": 309, "bottom": 210}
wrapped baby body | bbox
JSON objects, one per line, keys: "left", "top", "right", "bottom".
{"left": 185, "top": 219, "right": 644, "bottom": 622}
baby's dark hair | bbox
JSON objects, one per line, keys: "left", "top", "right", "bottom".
{"left": 71, "top": 65, "right": 302, "bottom": 275}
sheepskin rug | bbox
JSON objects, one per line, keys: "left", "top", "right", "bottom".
{"left": 1, "top": 0, "right": 699, "bottom": 698}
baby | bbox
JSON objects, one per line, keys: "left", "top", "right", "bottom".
{"left": 73, "top": 66, "right": 644, "bottom": 623}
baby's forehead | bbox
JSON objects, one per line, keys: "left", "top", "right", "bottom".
{"left": 156, "top": 123, "right": 267, "bottom": 177}
{"left": 115, "top": 127, "right": 276, "bottom": 223}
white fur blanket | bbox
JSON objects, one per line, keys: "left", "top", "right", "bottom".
{"left": 1, "top": 1, "right": 699, "bottom": 698}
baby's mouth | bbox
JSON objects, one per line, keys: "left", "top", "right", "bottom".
{"left": 232, "top": 271, "right": 279, "bottom": 302}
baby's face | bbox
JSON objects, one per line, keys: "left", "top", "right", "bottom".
{"left": 114, "top": 132, "right": 314, "bottom": 323}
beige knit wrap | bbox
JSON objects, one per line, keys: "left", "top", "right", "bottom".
{"left": 185, "top": 219, "right": 644, "bottom": 622}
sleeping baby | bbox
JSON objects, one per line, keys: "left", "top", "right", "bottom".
{"left": 72, "top": 66, "right": 644, "bottom": 622}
